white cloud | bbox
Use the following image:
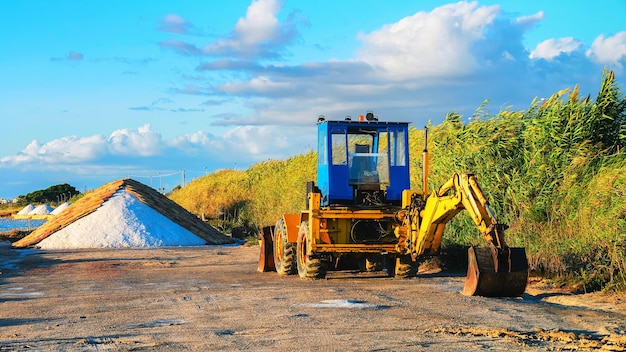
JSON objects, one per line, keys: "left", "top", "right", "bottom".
{"left": 233, "top": 0, "right": 281, "bottom": 44}
{"left": 356, "top": 1, "right": 500, "bottom": 79}
{"left": 220, "top": 76, "right": 293, "bottom": 95}
{"left": 514, "top": 10, "right": 543, "bottom": 29}
{"left": 586, "top": 31, "right": 626, "bottom": 69}
{"left": 202, "top": 0, "right": 291, "bottom": 58}
{"left": 221, "top": 125, "right": 290, "bottom": 155}
{"left": 1, "top": 135, "right": 107, "bottom": 166}
{"left": 1, "top": 125, "right": 165, "bottom": 168}
{"left": 168, "top": 125, "right": 312, "bottom": 162}
{"left": 0, "top": 121, "right": 312, "bottom": 180}
{"left": 530, "top": 37, "right": 584, "bottom": 60}
{"left": 168, "top": 131, "right": 209, "bottom": 148}
{"left": 107, "top": 124, "right": 162, "bottom": 156}
{"left": 160, "top": 14, "right": 190, "bottom": 34}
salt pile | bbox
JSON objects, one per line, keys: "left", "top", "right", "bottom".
{"left": 12, "top": 178, "right": 234, "bottom": 249}
{"left": 29, "top": 204, "right": 54, "bottom": 215}
{"left": 17, "top": 204, "right": 35, "bottom": 215}
{"left": 37, "top": 190, "right": 207, "bottom": 249}
{"left": 51, "top": 202, "right": 70, "bottom": 215}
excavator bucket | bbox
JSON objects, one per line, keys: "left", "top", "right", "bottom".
{"left": 257, "top": 226, "right": 276, "bottom": 272}
{"left": 461, "top": 246, "right": 528, "bottom": 297}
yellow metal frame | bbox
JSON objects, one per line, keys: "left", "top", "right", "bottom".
{"left": 282, "top": 213, "right": 301, "bottom": 243}
{"left": 290, "top": 191, "right": 402, "bottom": 256}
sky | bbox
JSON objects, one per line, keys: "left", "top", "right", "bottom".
{"left": 2, "top": 0, "right": 626, "bottom": 200}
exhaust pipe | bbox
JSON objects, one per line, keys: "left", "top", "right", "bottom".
{"left": 422, "top": 126, "right": 429, "bottom": 199}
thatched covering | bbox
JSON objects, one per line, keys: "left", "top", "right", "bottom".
{"left": 13, "top": 178, "right": 235, "bottom": 248}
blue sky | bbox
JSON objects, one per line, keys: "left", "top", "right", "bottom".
{"left": 2, "top": 0, "right": 626, "bottom": 199}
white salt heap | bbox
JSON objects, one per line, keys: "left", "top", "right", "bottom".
{"left": 17, "top": 204, "right": 35, "bottom": 215}
{"left": 51, "top": 202, "right": 70, "bottom": 215}
{"left": 37, "top": 190, "right": 207, "bottom": 249}
{"left": 29, "top": 204, "right": 54, "bottom": 215}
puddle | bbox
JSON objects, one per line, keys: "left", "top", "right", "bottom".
{"left": 124, "top": 319, "right": 187, "bottom": 329}
{"left": 0, "top": 291, "right": 44, "bottom": 297}
{"left": 297, "top": 299, "right": 388, "bottom": 309}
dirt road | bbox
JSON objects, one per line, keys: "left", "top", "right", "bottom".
{"left": 1, "top": 242, "right": 625, "bottom": 351}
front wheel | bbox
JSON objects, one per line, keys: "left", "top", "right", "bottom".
{"left": 296, "top": 221, "right": 327, "bottom": 279}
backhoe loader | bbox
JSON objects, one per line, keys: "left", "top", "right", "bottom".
{"left": 258, "top": 112, "right": 528, "bottom": 297}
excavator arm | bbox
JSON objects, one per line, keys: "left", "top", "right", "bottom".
{"left": 407, "top": 173, "right": 528, "bottom": 297}
{"left": 414, "top": 173, "right": 504, "bottom": 255}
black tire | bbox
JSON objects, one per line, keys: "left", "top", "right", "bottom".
{"left": 394, "top": 254, "right": 418, "bottom": 278}
{"left": 273, "top": 218, "right": 296, "bottom": 275}
{"left": 296, "top": 221, "right": 327, "bottom": 279}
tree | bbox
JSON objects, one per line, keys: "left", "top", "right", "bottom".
{"left": 19, "top": 184, "right": 80, "bottom": 204}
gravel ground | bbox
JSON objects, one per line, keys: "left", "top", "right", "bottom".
{"left": 1, "top": 243, "right": 625, "bottom": 351}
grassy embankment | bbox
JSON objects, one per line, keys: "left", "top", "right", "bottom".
{"left": 170, "top": 70, "right": 626, "bottom": 292}
{"left": 0, "top": 207, "right": 18, "bottom": 218}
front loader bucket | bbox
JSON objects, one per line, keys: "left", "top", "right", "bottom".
{"left": 461, "top": 246, "right": 528, "bottom": 297}
{"left": 257, "top": 226, "right": 276, "bottom": 272}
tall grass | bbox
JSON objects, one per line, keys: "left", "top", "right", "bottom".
{"left": 417, "top": 69, "right": 626, "bottom": 291}
{"left": 169, "top": 168, "right": 251, "bottom": 232}
{"left": 170, "top": 69, "right": 626, "bottom": 292}
{"left": 244, "top": 152, "right": 317, "bottom": 226}
{"left": 170, "top": 152, "right": 316, "bottom": 230}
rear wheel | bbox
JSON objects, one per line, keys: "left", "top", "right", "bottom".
{"left": 297, "top": 221, "right": 327, "bottom": 279}
{"left": 273, "top": 218, "right": 296, "bottom": 275}
{"left": 394, "top": 254, "right": 418, "bottom": 278}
